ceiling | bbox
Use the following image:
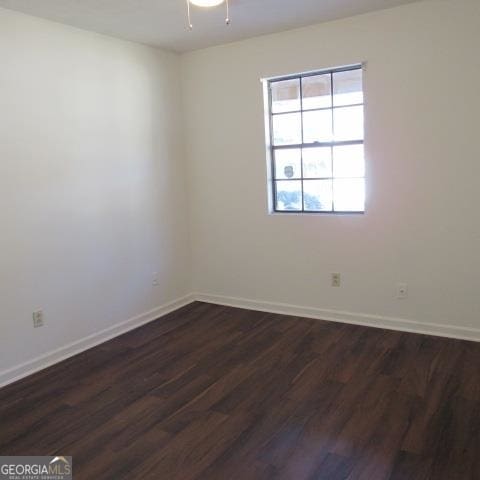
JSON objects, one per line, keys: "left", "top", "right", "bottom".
{"left": 0, "top": 0, "right": 421, "bottom": 52}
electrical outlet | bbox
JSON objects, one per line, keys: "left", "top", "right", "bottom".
{"left": 152, "top": 272, "right": 159, "bottom": 287}
{"left": 397, "top": 283, "right": 408, "bottom": 299}
{"left": 32, "top": 310, "right": 44, "bottom": 328}
{"left": 331, "top": 273, "right": 341, "bottom": 287}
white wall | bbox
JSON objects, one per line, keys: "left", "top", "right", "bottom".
{"left": 182, "top": 0, "right": 480, "bottom": 335}
{"left": 0, "top": 8, "right": 191, "bottom": 379}
{"left": 1, "top": 0, "right": 479, "bottom": 386}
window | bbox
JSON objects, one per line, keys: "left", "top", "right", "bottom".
{"left": 265, "top": 65, "right": 365, "bottom": 213}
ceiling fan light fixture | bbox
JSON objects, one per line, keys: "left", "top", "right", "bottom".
{"left": 189, "top": 0, "right": 224, "bottom": 7}
{"left": 186, "top": 0, "right": 230, "bottom": 29}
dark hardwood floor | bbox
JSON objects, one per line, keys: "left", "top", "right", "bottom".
{"left": 1, "top": 301, "right": 479, "bottom": 479}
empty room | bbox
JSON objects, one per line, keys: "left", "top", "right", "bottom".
{"left": 0, "top": 0, "right": 479, "bottom": 478}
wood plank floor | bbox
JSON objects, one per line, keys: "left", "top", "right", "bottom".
{"left": 1, "top": 302, "right": 479, "bottom": 479}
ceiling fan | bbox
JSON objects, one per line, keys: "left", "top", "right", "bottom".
{"left": 186, "top": 0, "right": 230, "bottom": 29}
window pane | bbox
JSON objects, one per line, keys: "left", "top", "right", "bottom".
{"left": 271, "top": 79, "right": 300, "bottom": 113}
{"left": 302, "top": 147, "right": 332, "bottom": 178}
{"left": 272, "top": 113, "right": 301, "bottom": 146}
{"left": 274, "top": 149, "right": 301, "bottom": 179}
{"left": 303, "top": 110, "right": 332, "bottom": 143}
{"left": 333, "top": 178, "right": 365, "bottom": 211}
{"left": 333, "top": 106, "right": 363, "bottom": 141}
{"left": 333, "top": 69, "right": 363, "bottom": 106}
{"left": 302, "top": 74, "right": 331, "bottom": 110}
{"left": 303, "top": 180, "right": 333, "bottom": 211}
{"left": 333, "top": 144, "right": 365, "bottom": 178}
{"left": 275, "top": 180, "right": 302, "bottom": 211}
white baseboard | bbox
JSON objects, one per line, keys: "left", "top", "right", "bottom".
{"left": 0, "top": 294, "right": 195, "bottom": 388}
{"left": 2, "top": 292, "right": 479, "bottom": 389}
{"left": 194, "top": 293, "right": 480, "bottom": 343}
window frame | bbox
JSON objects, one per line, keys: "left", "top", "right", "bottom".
{"left": 265, "top": 64, "right": 366, "bottom": 215}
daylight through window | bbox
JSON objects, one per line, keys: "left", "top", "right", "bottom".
{"left": 267, "top": 65, "right": 365, "bottom": 213}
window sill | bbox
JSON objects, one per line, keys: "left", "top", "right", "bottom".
{"left": 268, "top": 210, "right": 365, "bottom": 216}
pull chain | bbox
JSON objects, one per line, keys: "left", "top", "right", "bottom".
{"left": 187, "top": 0, "right": 193, "bottom": 29}
{"left": 186, "top": 0, "right": 231, "bottom": 30}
